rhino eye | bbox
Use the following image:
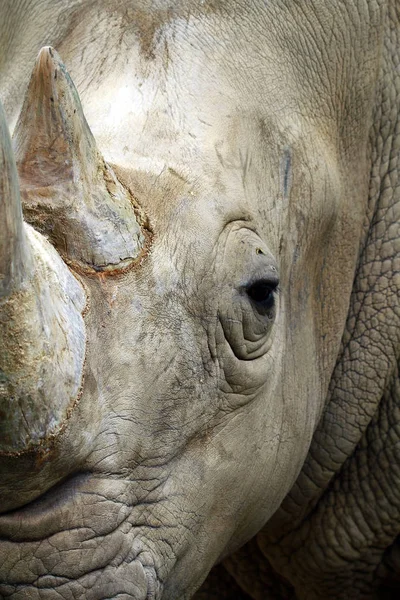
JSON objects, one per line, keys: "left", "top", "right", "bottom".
{"left": 246, "top": 279, "right": 278, "bottom": 311}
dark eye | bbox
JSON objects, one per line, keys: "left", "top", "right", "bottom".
{"left": 246, "top": 279, "right": 278, "bottom": 311}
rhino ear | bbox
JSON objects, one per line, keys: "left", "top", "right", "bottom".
{"left": 13, "top": 46, "right": 146, "bottom": 272}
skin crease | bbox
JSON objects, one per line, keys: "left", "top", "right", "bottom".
{"left": 0, "top": 1, "right": 398, "bottom": 599}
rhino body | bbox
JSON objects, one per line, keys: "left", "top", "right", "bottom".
{"left": 0, "top": 1, "right": 399, "bottom": 599}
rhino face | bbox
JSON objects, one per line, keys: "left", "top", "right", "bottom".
{"left": 0, "top": 1, "right": 378, "bottom": 597}
{"left": 0, "top": 120, "right": 346, "bottom": 599}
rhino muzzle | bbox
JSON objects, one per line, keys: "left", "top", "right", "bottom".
{"left": 0, "top": 473, "right": 165, "bottom": 600}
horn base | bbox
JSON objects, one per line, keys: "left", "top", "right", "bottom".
{"left": 0, "top": 225, "right": 87, "bottom": 455}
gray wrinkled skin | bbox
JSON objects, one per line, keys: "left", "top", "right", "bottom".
{"left": 0, "top": 1, "right": 399, "bottom": 599}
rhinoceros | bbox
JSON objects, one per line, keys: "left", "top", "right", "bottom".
{"left": 0, "top": 0, "right": 399, "bottom": 598}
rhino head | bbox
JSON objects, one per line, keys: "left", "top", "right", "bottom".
{"left": 0, "top": 1, "right": 379, "bottom": 596}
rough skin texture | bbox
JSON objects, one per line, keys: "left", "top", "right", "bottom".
{"left": 220, "top": 2, "right": 400, "bottom": 598}
{"left": 0, "top": 1, "right": 399, "bottom": 599}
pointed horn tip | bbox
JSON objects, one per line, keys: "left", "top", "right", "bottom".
{"left": 37, "top": 46, "right": 56, "bottom": 61}
{"left": 35, "top": 46, "right": 64, "bottom": 76}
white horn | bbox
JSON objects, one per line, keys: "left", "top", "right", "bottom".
{"left": 0, "top": 100, "right": 87, "bottom": 455}
{"left": 13, "top": 46, "right": 146, "bottom": 272}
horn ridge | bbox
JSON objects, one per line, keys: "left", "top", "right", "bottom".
{"left": 0, "top": 102, "right": 32, "bottom": 297}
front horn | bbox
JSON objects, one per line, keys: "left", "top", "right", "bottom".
{"left": 13, "top": 46, "right": 146, "bottom": 272}
{"left": 0, "top": 101, "right": 86, "bottom": 455}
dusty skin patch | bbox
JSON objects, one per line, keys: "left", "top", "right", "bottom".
{"left": 61, "top": 0, "right": 226, "bottom": 62}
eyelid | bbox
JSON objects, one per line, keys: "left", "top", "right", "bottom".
{"left": 243, "top": 272, "right": 280, "bottom": 293}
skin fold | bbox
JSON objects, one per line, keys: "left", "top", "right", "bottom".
{"left": 0, "top": 1, "right": 398, "bottom": 598}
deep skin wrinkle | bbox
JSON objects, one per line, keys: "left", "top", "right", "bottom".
{"left": 0, "top": 1, "right": 399, "bottom": 599}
